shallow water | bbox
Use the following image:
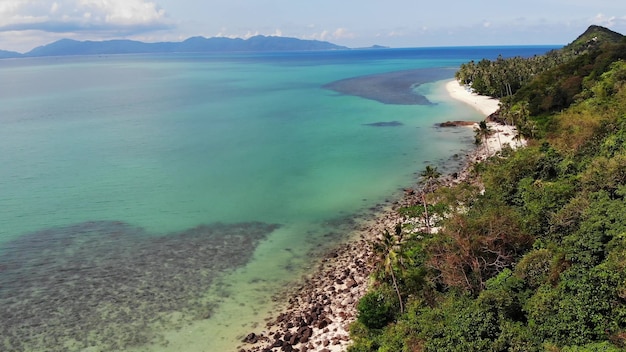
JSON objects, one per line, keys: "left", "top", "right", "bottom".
{"left": 0, "top": 221, "right": 278, "bottom": 351}
{"left": 323, "top": 67, "right": 452, "bottom": 104}
{"left": 0, "top": 46, "right": 557, "bottom": 351}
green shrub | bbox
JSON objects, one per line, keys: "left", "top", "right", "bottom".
{"left": 514, "top": 249, "right": 553, "bottom": 289}
{"left": 561, "top": 341, "right": 625, "bottom": 352}
{"left": 356, "top": 286, "right": 398, "bottom": 330}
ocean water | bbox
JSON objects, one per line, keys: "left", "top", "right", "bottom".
{"left": 0, "top": 46, "right": 557, "bottom": 351}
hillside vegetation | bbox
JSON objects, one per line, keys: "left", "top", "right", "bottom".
{"left": 350, "top": 25, "right": 626, "bottom": 352}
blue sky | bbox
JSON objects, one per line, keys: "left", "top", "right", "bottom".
{"left": 1, "top": 0, "right": 625, "bottom": 53}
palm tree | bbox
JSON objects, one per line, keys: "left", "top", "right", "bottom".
{"left": 475, "top": 120, "right": 493, "bottom": 154}
{"left": 373, "top": 229, "right": 404, "bottom": 313}
{"left": 513, "top": 129, "right": 523, "bottom": 148}
{"left": 419, "top": 165, "right": 441, "bottom": 234}
{"left": 499, "top": 99, "right": 513, "bottom": 125}
{"left": 518, "top": 101, "right": 530, "bottom": 123}
{"left": 505, "top": 101, "right": 530, "bottom": 147}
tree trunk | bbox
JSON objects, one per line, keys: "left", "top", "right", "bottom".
{"left": 422, "top": 193, "right": 431, "bottom": 234}
{"left": 389, "top": 266, "right": 404, "bottom": 314}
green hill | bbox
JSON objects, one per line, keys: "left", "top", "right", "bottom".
{"left": 350, "top": 25, "right": 626, "bottom": 352}
{"left": 455, "top": 25, "right": 625, "bottom": 103}
{"left": 563, "top": 25, "right": 625, "bottom": 55}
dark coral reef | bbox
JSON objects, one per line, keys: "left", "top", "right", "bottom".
{"left": 0, "top": 220, "right": 279, "bottom": 351}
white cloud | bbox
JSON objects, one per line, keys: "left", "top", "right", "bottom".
{"left": 242, "top": 30, "right": 260, "bottom": 39}
{"left": 332, "top": 28, "right": 354, "bottom": 39}
{"left": 304, "top": 27, "right": 355, "bottom": 42}
{"left": 0, "top": 28, "right": 67, "bottom": 52}
{"left": 315, "top": 30, "right": 329, "bottom": 41}
{"left": 0, "top": 0, "right": 172, "bottom": 34}
{"left": 78, "top": 0, "right": 165, "bottom": 26}
{"left": 387, "top": 30, "right": 405, "bottom": 38}
{"left": 591, "top": 13, "right": 626, "bottom": 28}
{"left": 212, "top": 26, "right": 354, "bottom": 44}
{"left": 215, "top": 29, "right": 279, "bottom": 40}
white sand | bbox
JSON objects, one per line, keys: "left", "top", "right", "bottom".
{"left": 445, "top": 80, "right": 500, "bottom": 117}
{"left": 241, "top": 80, "right": 528, "bottom": 352}
{"left": 479, "top": 122, "right": 526, "bottom": 158}
{"left": 445, "top": 80, "right": 526, "bottom": 158}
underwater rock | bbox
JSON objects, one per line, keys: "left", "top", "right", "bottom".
{"left": 438, "top": 120, "right": 476, "bottom": 127}
{"left": 323, "top": 68, "right": 452, "bottom": 105}
{"left": 243, "top": 333, "right": 258, "bottom": 344}
{"left": 0, "top": 220, "right": 280, "bottom": 351}
{"left": 363, "top": 121, "right": 403, "bottom": 127}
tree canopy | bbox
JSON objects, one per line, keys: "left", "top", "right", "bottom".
{"left": 350, "top": 26, "right": 626, "bottom": 352}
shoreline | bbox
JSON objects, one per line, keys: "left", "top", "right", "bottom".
{"left": 445, "top": 80, "right": 527, "bottom": 160}
{"left": 239, "top": 79, "right": 522, "bottom": 352}
{"left": 445, "top": 80, "right": 500, "bottom": 116}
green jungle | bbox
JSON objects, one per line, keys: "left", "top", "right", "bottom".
{"left": 349, "top": 25, "right": 626, "bottom": 351}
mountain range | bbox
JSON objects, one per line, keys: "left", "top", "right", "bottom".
{"left": 0, "top": 35, "right": 348, "bottom": 59}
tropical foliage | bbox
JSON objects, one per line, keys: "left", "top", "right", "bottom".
{"left": 350, "top": 26, "right": 626, "bottom": 352}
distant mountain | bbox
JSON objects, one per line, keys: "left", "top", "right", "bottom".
{"left": 26, "top": 38, "right": 174, "bottom": 57}
{"left": 22, "top": 36, "right": 348, "bottom": 57}
{"left": 356, "top": 45, "right": 390, "bottom": 50}
{"left": 0, "top": 49, "right": 22, "bottom": 59}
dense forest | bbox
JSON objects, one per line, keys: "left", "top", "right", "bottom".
{"left": 349, "top": 25, "right": 626, "bottom": 351}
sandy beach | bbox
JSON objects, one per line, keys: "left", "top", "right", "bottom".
{"left": 445, "top": 80, "right": 500, "bottom": 116}
{"left": 446, "top": 80, "right": 526, "bottom": 159}
{"left": 238, "top": 79, "right": 524, "bottom": 352}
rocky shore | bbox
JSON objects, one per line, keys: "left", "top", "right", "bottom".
{"left": 237, "top": 189, "right": 427, "bottom": 352}
{"left": 237, "top": 80, "right": 524, "bottom": 352}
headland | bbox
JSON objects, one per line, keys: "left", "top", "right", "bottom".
{"left": 238, "top": 79, "right": 524, "bottom": 352}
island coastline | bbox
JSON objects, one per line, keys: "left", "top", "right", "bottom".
{"left": 445, "top": 79, "right": 500, "bottom": 116}
{"left": 239, "top": 79, "right": 522, "bottom": 352}
{"left": 445, "top": 79, "right": 526, "bottom": 160}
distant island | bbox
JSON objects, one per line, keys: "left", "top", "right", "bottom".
{"left": 0, "top": 35, "right": 349, "bottom": 59}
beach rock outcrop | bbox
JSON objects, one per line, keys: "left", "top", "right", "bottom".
{"left": 243, "top": 333, "right": 259, "bottom": 344}
{"left": 438, "top": 120, "right": 476, "bottom": 127}
{"left": 238, "top": 234, "right": 377, "bottom": 352}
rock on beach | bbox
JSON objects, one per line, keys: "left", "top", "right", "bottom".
{"left": 238, "top": 79, "right": 526, "bottom": 352}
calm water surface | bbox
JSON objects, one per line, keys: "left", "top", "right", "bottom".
{"left": 0, "top": 46, "right": 557, "bottom": 351}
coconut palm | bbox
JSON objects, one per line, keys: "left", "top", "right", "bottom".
{"left": 372, "top": 229, "right": 404, "bottom": 313}
{"left": 475, "top": 120, "right": 493, "bottom": 154}
{"left": 419, "top": 165, "right": 441, "bottom": 234}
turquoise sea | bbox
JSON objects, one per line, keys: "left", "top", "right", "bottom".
{"left": 0, "top": 46, "right": 557, "bottom": 351}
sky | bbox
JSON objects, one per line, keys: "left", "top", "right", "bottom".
{"left": 0, "top": 0, "right": 625, "bottom": 53}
